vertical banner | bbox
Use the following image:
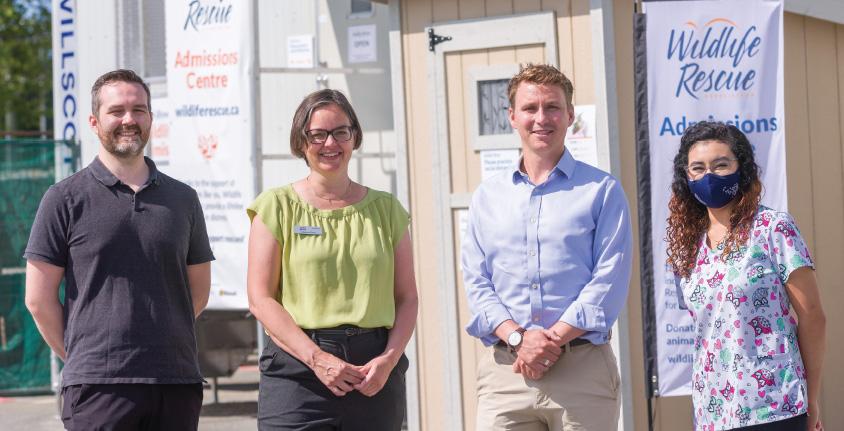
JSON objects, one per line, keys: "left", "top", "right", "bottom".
{"left": 163, "top": 1, "right": 255, "bottom": 309}
{"left": 52, "top": 0, "right": 78, "bottom": 178}
{"left": 644, "top": 0, "right": 785, "bottom": 396}
{"left": 149, "top": 97, "right": 172, "bottom": 166}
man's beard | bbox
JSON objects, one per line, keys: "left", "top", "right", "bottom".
{"left": 101, "top": 125, "right": 149, "bottom": 159}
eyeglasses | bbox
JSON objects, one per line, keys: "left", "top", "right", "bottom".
{"left": 686, "top": 157, "right": 738, "bottom": 180}
{"left": 305, "top": 126, "right": 354, "bottom": 144}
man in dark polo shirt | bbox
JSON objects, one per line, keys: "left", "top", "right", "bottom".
{"left": 24, "top": 69, "right": 214, "bottom": 430}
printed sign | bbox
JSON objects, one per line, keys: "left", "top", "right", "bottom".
{"left": 149, "top": 98, "right": 172, "bottom": 166}
{"left": 347, "top": 24, "right": 376, "bottom": 63}
{"left": 163, "top": 0, "right": 256, "bottom": 309}
{"left": 644, "top": 0, "right": 786, "bottom": 396}
{"left": 564, "top": 105, "right": 598, "bottom": 167}
{"left": 287, "top": 34, "right": 315, "bottom": 68}
{"left": 51, "top": 0, "right": 78, "bottom": 178}
{"left": 480, "top": 149, "right": 520, "bottom": 180}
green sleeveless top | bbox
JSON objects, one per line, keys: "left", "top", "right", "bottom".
{"left": 247, "top": 185, "right": 409, "bottom": 329}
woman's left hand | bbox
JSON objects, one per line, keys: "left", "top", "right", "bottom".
{"left": 354, "top": 355, "right": 396, "bottom": 397}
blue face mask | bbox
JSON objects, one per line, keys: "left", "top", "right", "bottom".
{"left": 687, "top": 171, "right": 741, "bottom": 208}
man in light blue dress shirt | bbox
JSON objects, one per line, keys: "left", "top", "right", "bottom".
{"left": 461, "top": 64, "right": 632, "bottom": 430}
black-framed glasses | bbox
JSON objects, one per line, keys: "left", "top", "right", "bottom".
{"left": 305, "top": 126, "right": 354, "bottom": 144}
{"left": 686, "top": 157, "right": 738, "bottom": 180}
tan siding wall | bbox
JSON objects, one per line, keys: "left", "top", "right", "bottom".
{"left": 401, "top": 2, "right": 439, "bottom": 429}
{"left": 611, "top": 1, "right": 655, "bottom": 430}
{"left": 786, "top": 14, "right": 844, "bottom": 430}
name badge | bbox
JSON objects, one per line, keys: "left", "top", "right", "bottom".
{"left": 294, "top": 225, "right": 323, "bottom": 235}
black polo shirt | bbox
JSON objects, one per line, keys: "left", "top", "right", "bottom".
{"left": 24, "top": 156, "right": 214, "bottom": 386}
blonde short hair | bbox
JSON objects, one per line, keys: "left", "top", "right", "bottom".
{"left": 507, "top": 63, "right": 574, "bottom": 107}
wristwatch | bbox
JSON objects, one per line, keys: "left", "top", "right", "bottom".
{"left": 506, "top": 327, "right": 526, "bottom": 351}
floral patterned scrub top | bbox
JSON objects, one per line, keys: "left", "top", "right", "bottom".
{"left": 679, "top": 206, "right": 814, "bottom": 430}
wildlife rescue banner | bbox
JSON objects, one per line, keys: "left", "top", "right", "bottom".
{"left": 163, "top": 1, "right": 255, "bottom": 309}
{"left": 642, "top": 0, "right": 786, "bottom": 397}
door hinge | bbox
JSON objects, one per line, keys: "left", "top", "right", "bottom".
{"left": 428, "top": 28, "right": 452, "bottom": 52}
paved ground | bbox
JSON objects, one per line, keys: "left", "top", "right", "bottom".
{"left": 0, "top": 364, "right": 260, "bottom": 430}
{"left": 199, "top": 364, "right": 260, "bottom": 430}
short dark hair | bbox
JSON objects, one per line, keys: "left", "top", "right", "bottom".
{"left": 507, "top": 63, "right": 574, "bottom": 107}
{"left": 289, "top": 89, "right": 362, "bottom": 165}
{"left": 91, "top": 69, "right": 151, "bottom": 116}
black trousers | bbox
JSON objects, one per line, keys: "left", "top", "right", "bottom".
{"left": 60, "top": 383, "right": 203, "bottom": 431}
{"left": 258, "top": 327, "right": 409, "bottom": 431}
{"left": 733, "top": 414, "right": 808, "bottom": 431}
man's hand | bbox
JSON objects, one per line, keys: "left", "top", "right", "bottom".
{"left": 512, "top": 358, "right": 544, "bottom": 380}
{"left": 513, "top": 329, "right": 563, "bottom": 377}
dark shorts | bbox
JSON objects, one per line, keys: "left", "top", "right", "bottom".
{"left": 258, "top": 327, "right": 409, "bottom": 431}
{"left": 61, "top": 383, "right": 203, "bottom": 431}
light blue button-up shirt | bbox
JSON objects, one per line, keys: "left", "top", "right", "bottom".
{"left": 461, "top": 149, "right": 633, "bottom": 346}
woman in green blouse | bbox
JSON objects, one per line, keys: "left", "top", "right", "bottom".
{"left": 247, "top": 89, "right": 418, "bottom": 430}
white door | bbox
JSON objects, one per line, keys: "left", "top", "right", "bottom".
{"left": 426, "top": 12, "right": 558, "bottom": 431}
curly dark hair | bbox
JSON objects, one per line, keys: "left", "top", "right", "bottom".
{"left": 666, "top": 121, "right": 762, "bottom": 278}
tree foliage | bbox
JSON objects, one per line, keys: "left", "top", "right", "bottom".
{"left": 0, "top": 0, "right": 51, "bottom": 132}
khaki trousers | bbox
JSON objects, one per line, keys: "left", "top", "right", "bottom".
{"left": 476, "top": 343, "right": 621, "bottom": 431}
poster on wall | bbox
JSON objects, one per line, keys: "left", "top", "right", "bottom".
{"left": 643, "top": 0, "right": 786, "bottom": 397}
{"left": 287, "top": 34, "right": 315, "bottom": 68}
{"left": 163, "top": 0, "right": 255, "bottom": 309}
{"left": 348, "top": 25, "right": 377, "bottom": 63}
{"left": 480, "top": 149, "right": 520, "bottom": 180}
{"left": 564, "top": 105, "right": 598, "bottom": 167}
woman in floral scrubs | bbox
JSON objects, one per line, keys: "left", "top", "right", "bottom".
{"left": 666, "top": 122, "right": 826, "bottom": 431}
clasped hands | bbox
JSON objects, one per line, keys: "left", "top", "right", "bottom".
{"left": 512, "top": 329, "right": 564, "bottom": 380}
{"left": 312, "top": 350, "right": 395, "bottom": 397}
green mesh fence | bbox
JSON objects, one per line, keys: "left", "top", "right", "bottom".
{"left": 0, "top": 138, "right": 78, "bottom": 394}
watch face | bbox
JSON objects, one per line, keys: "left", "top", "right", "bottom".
{"left": 507, "top": 330, "right": 523, "bottom": 347}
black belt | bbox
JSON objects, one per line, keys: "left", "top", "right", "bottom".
{"left": 303, "top": 326, "right": 382, "bottom": 337}
{"left": 561, "top": 337, "right": 591, "bottom": 350}
{"left": 496, "top": 337, "right": 592, "bottom": 351}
